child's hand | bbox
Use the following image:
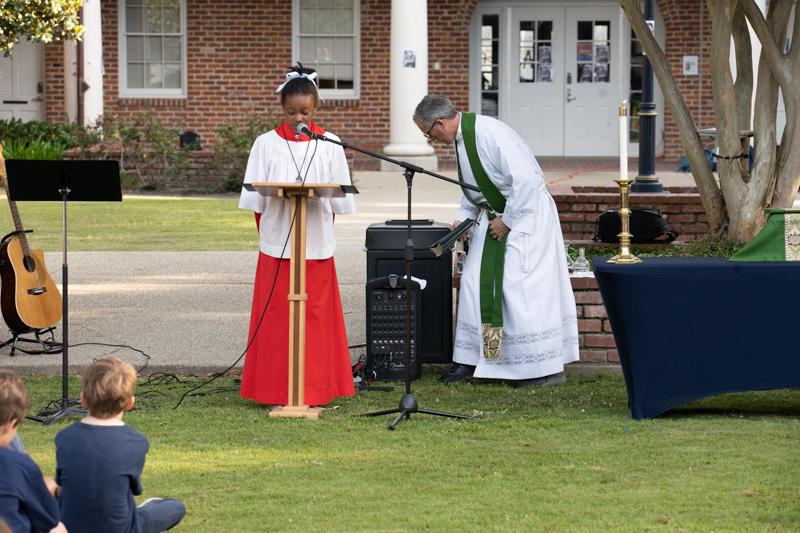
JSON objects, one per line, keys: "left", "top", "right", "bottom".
{"left": 43, "top": 476, "right": 59, "bottom": 497}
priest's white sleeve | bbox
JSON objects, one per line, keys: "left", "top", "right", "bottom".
{"left": 456, "top": 195, "right": 480, "bottom": 222}
{"left": 325, "top": 133, "right": 357, "bottom": 215}
{"left": 491, "top": 124, "right": 541, "bottom": 235}
{"left": 239, "top": 136, "right": 267, "bottom": 213}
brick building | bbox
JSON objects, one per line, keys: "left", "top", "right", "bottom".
{"left": 0, "top": 0, "right": 765, "bottom": 169}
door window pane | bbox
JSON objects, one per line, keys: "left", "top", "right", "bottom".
{"left": 629, "top": 29, "right": 644, "bottom": 141}
{"left": 481, "top": 14, "right": 500, "bottom": 117}
{"left": 576, "top": 20, "right": 610, "bottom": 83}
{"left": 519, "top": 19, "right": 553, "bottom": 83}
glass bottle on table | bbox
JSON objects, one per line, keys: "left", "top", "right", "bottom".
{"left": 574, "top": 247, "right": 590, "bottom": 273}
{"left": 565, "top": 242, "right": 575, "bottom": 273}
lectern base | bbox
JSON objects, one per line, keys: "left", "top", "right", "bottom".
{"left": 268, "top": 405, "right": 323, "bottom": 420}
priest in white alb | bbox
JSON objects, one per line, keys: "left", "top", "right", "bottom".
{"left": 413, "top": 95, "right": 579, "bottom": 386}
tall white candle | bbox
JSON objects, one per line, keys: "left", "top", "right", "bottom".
{"left": 619, "top": 100, "right": 628, "bottom": 180}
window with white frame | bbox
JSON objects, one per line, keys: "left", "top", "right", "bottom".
{"left": 118, "top": 0, "right": 186, "bottom": 98}
{"left": 294, "top": 0, "right": 360, "bottom": 99}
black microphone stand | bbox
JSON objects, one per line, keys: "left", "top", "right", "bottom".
{"left": 305, "top": 127, "right": 477, "bottom": 430}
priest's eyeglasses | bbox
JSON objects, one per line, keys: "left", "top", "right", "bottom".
{"left": 423, "top": 118, "right": 441, "bottom": 139}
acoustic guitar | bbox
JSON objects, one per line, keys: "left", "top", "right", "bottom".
{"left": 0, "top": 145, "right": 62, "bottom": 333}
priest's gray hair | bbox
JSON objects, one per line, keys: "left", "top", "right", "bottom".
{"left": 414, "top": 95, "right": 457, "bottom": 126}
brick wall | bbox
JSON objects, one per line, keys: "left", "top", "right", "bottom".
{"left": 42, "top": 0, "right": 478, "bottom": 171}
{"left": 554, "top": 186, "right": 708, "bottom": 241}
{"left": 426, "top": 0, "right": 477, "bottom": 168}
{"left": 572, "top": 276, "right": 618, "bottom": 366}
{"left": 42, "top": 1, "right": 711, "bottom": 168}
{"left": 44, "top": 44, "right": 68, "bottom": 122}
{"left": 659, "top": 0, "right": 716, "bottom": 160}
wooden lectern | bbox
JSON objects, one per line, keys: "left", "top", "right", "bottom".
{"left": 246, "top": 182, "right": 355, "bottom": 420}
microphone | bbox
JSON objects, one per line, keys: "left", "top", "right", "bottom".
{"left": 295, "top": 122, "right": 321, "bottom": 139}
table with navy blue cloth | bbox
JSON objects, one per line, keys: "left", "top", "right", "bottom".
{"left": 592, "top": 256, "right": 800, "bottom": 419}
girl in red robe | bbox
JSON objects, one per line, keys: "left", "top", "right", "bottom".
{"left": 238, "top": 64, "right": 356, "bottom": 406}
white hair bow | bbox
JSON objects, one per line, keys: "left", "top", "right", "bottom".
{"left": 275, "top": 71, "right": 319, "bottom": 93}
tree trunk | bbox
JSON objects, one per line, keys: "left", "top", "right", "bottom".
{"left": 619, "top": 0, "right": 725, "bottom": 232}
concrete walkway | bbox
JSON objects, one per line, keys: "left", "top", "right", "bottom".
{"left": 1, "top": 166, "right": 696, "bottom": 374}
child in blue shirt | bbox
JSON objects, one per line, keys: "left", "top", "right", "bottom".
{"left": 56, "top": 357, "right": 185, "bottom": 533}
{"left": 0, "top": 369, "right": 65, "bottom": 533}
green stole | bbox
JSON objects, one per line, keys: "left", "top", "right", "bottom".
{"left": 730, "top": 208, "right": 800, "bottom": 261}
{"left": 456, "top": 112, "right": 507, "bottom": 360}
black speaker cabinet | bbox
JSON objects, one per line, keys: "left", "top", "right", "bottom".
{"left": 365, "top": 220, "right": 452, "bottom": 364}
{"left": 365, "top": 275, "right": 422, "bottom": 381}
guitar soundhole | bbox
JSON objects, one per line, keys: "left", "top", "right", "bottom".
{"left": 23, "top": 255, "right": 36, "bottom": 272}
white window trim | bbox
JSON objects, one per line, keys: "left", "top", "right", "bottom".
{"left": 292, "top": 0, "right": 361, "bottom": 100}
{"left": 117, "top": 0, "right": 188, "bottom": 99}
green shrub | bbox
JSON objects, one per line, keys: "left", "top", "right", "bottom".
{"left": 577, "top": 234, "right": 743, "bottom": 261}
{"left": 0, "top": 118, "right": 99, "bottom": 151}
{"left": 211, "top": 115, "right": 280, "bottom": 192}
{"left": 3, "top": 138, "right": 65, "bottom": 160}
{"left": 87, "top": 113, "right": 192, "bottom": 190}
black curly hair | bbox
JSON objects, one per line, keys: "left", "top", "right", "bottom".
{"left": 280, "top": 62, "right": 320, "bottom": 106}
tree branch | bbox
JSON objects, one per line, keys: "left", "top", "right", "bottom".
{"left": 749, "top": 0, "right": 790, "bottom": 211}
{"left": 619, "top": 0, "right": 725, "bottom": 231}
{"left": 710, "top": 0, "right": 749, "bottom": 202}
{"left": 740, "top": 0, "right": 790, "bottom": 89}
{"left": 732, "top": 5, "right": 753, "bottom": 130}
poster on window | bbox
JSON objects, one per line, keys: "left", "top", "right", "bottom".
{"left": 594, "top": 63, "right": 610, "bottom": 83}
{"left": 538, "top": 44, "right": 551, "bottom": 64}
{"left": 577, "top": 42, "right": 593, "bottom": 62}
{"left": 578, "top": 63, "right": 593, "bottom": 82}
{"left": 537, "top": 64, "right": 552, "bottom": 82}
{"left": 595, "top": 44, "right": 609, "bottom": 64}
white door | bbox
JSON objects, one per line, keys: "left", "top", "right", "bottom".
{"left": 0, "top": 39, "right": 44, "bottom": 121}
{"left": 507, "top": 7, "right": 564, "bottom": 155}
{"left": 503, "top": 5, "right": 620, "bottom": 156}
{"left": 564, "top": 7, "right": 619, "bottom": 156}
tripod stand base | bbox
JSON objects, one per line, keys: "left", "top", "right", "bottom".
{"left": 0, "top": 327, "right": 61, "bottom": 356}
{"left": 28, "top": 402, "right": 85, "bottom": 426}
{"left": 269, "top": 405, "right": 323, "bottom": 420}
{"left": 360, "top": 393, "right": 473, "bottom": 430}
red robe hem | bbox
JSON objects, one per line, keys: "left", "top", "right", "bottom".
{"left": 240, "top": 253, "right": 355, "bottom": 406}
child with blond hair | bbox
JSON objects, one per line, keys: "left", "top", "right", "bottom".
{"left": 56, "top": 357, "right": 185, "bottom": 533}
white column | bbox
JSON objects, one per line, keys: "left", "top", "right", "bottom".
{"left": 63, "top": 41, "right": 78, "bottom": 123}
{"left": 82, "top": 0, "right": 104, "bottom": 126}
{"left": 381, "top": 0, "right": 437, "bottom": 171}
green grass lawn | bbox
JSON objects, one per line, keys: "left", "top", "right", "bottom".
{"left": 4, "top": 198, "right": 799, "bottom": 530}
{"left": 3, "top": 196, "right": 257, "bottom": 251}
{"left": 16, "top": 373, "right": 800, "bottom": 532}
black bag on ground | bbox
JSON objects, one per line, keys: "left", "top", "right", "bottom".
{"left": 593, "top": 208, "right": 678, "bottom": 243}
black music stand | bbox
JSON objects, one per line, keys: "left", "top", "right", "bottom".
{"left": 5, "top": 160, "right": 121, "bottom": 425}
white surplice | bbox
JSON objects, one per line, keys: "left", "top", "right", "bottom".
{"left": 238, "top": 129, "right": 356, "bottom": 259}
{"left": 453, "top": 114, "right": 579, "bottom": 380}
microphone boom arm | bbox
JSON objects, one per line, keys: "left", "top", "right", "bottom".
{"left": 309, "top": 131, "right": 480, "bottom": 192}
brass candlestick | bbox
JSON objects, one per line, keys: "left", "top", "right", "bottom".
{"left": 608, "top": 176, "right": 642, "bottom": 264}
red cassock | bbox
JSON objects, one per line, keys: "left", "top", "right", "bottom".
{"left": 240, "top": 253, "right": 355, "bottom": 405}
{"left": 239, "top": 230, "right": 356, "bottom": 407}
